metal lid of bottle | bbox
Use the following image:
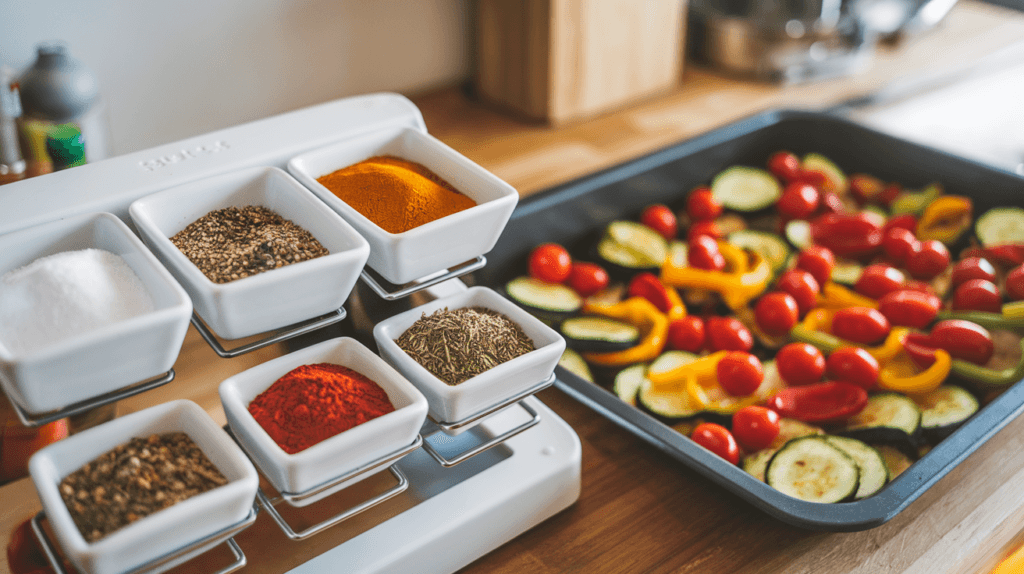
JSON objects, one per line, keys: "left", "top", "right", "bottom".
{"left": 18, "top": 44, "right": 99, "bottom": 123}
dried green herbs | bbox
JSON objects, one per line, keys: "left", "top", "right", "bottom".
{"left": 170, "top": 205, "right": 328, "bottom": 283}
{"left": 59, "top": 432, "right": 228, "bottom": 542}
{"left": 395, "top": 306, "right": 535, "bottom": 385}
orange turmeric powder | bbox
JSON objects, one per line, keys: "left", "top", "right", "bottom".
{"left": 316, "top": 156, "right": 476, "bottom": 234}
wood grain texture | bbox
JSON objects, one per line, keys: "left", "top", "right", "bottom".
{"left": 474, "top": 0, "right": 686, "bottom": 123}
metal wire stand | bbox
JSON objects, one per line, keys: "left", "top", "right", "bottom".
{"left": 31, "top": 504, "right": 258, "bottom": 574}
{"left": 8, "top": 369, "right": 175, "bottom": 427}
{"left": 190, "top": 307, "right": 347, "bottom": 358}
{"left": 359, "top": 256, "right": 486, "bottom": 301}
{"left": 420, "top": 373, "right": 555, "bottom": 467}
{"left": 254, "top": 436, "right": 422, "bottom": 540}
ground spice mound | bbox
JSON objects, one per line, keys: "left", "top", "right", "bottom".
{"left": 58, "top": 433, "right": 228, "bottom": 542}
{"left": 316, "top": 155, "right": 476, "bottom": 234}
{"left": 395, "top": 306, "right": 535, "bottom": 385}
{"left": 170, "top": 205, "right": 328, "bottom": 283}
{"left": 248, "top": 363, "right": 396, "bottom": 454}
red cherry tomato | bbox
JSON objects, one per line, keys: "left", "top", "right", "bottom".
{"left": 1007, "top": 264, "right": 1024, "bottom": 301}
{"left": 776, "top": 269, "right": 821, "bottom": 315}
{"left": 906, "top": 240, "right": 951, "bottom": 280}
{"left": 717, "top": 352, "right": 764, "bottom": 396}
{"left": 640, "top": 204, "right": 677, "bottom": 240}
{"left": 883, "top": 213, "right": 918, "bottom": 233}
{"left": 951, "top": 257, "right": 997, "bottom": 288}
{"left": 731, "top": 406, "right": 781, "bottom": 451}
{"left": 690, "top": 423, "right": 740, "bottom": 465}
{"left": 849, "top": 174, "right": 884, "bottom": 205}
{"left": 754, "top": 292, "right": 800, "bottom": 336}
{"left": 776, "top": 342, "right": 826, "bottom": 386}
{"left": 688, "top": 235, "right": 726, "bottom": 271}
{"left": 854, "top": 264, "right": 906, "bottom": 299}
{"left": 877, "top": 289, "right": 941, "bottom": 328}
{"left": 818, "top": 192, "right": 846, "bottom": 215}
{"left": 903, "top": 332, "right": 940, "bottom": 369}
{"left": 768, "top": 151, "right": 802, "bottom": 181}
{"left": 878, "top": 183, "right": 903, "bottom": 207}
{"left": 952, "top": 278, "right": 1003, "bottom": 313}
{"left": 881, "top": 227, "right": 919, "bottom": 266}
{"left": 567, "top": 262, "right": 609, "bottom": 297}
{"left": 706, "top": 316, "right": 754, "bottom": 352}
{"left": 767, "top": 382, "right": 868, "bottom": 424}
{"left": 831, "top": 307, "right": 891, "bottom": 345}
{"left": 825, "top": 347, "right": 879, "bottom": 390}
{"left": 687, "top": 220, "right": 724, "bottom": 241}
{"left": 777, "top": 181, "right": 820, "bottom": 220}
{"left": 930, "top": 319, "right": 995, "bottom": 365}
{"left": 528, "top": 243, "right": 572, "bottom": 283}
{"left": 668, "top": 316, "right": 705, "bottom": 353}
{"left": 687, "top": 187, "right": 723, "bottom": 221}
{"left": 627, "top": 272, "right": 673, "bottom": 313}
{"left": 795, "top": 245, "right": 835, "bottom": 287}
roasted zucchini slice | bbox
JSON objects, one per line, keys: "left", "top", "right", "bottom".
{"left": 596, "top": 220, "right": 668, "bottom": 278}
{"left": 560, "top": 316, "right": 639, "bottom": 353}
{"left": 612, "top": 363, "right": 647, "bottom": 406}
{"left": 711, "top": 166, "right": 782, "bottom": 212}
{"left": 727, "top": 230, "right": 791, "bottom": 275}
{"left": 558, "top": 348, "right": 594, "bottom": 383}
{"left": 915, "top": 385, "right": 979, "bottom": 442}
{"left": 839, "top": 393, "right": 923, "bottom": 457}
{"left": 824, "top": 435, "right": 888, "bottom": 500}
{"left": 765, "top": 436, "right": 860, "bottom": 503}
{"left": 505, "top": 276, "right": 582, "bottom": 320}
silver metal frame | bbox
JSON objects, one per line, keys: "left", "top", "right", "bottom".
{"left": 189, "top": 307, "right": 347, "bottom": 359}
{"left": 419, "top": 374, "right": 555, "bottom": 467}
{"left": 359, "top": 256, "right": 486, "bottom": 301}
{"left": 30, "top": 504, "right": 258, "bottom": 574}
{"left": 8, "top": 369, "right": 175, "bottom": 427}
{"left": 256, "top": 436, "right": 422, "bottom": 540}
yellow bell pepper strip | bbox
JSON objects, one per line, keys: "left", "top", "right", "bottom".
{"left": 877, "top": 348, "right": 951, "bottom": 394}
{"left": 647, "top": 351, "right": 760, "bottom": 413}
{"left": 664, "top": 282, "right": 687, "bottom": 322}
{"left": 791, "top": 308, "right": 908, "bottom": 362}
{"left": 661, "top": 246, "right": 771, "bottom": 311}
{"left": 648, "top": 351, "right": 728, "bottom": 392}
{"left": 582, "top": 297, "right": 668, "bottom": 367}
{"left": 816, "top": 282, "right": 879, "bottom": 310}
{"left": 949, "top": 337, "right": 1024, "bottom": 391}
{"left": 916, "top": 195, "right": 972, "bottom": 245}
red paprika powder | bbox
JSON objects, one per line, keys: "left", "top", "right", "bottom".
{"left": 248, "top": 363, "right": 395, "bottom": 454}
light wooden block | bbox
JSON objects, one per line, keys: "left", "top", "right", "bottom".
{"left": 474, "top": 0, "right": 687, "bottom": 124}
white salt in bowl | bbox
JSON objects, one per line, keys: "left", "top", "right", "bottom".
{"left": 29, "top": 400, "right": 258, "bottom": 574}
{"left": 0, "top": 212, "right": 192, "bottom": 415}
{"left": 218, "top": 337, "right": 427, "bottom": 507}
{"left": 287, "top": 126, "right": 518, "bottom": 285}
{"left": 129, "top": 166, "right": 370, "bottom": 340}
{"left": 372, "top": 286, "right": 565, "bottom": 424}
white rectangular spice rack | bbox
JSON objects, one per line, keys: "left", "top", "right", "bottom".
{"left": 2, "top": 93, "right": 582, "bottom": 574}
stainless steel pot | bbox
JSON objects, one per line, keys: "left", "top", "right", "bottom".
{"left": 688, "top": 0, "right": 959, "bottom": 83}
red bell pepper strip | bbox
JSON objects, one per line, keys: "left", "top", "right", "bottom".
{"left": 810, "top": 213, "right": 882, "bottom": 260}
{"left": 767, "top": 381, "right": 868, "bottom": 424}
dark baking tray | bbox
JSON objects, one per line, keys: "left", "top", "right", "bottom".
{"left": 474, "top": 109, "right": 1024, "bottom": 531}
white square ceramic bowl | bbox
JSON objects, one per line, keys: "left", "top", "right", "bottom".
{"left": 28, "top": 400, "right": 258, "bottom": 574}
{"left": 287, "top": 126, "right": 519, "bottom": 285}
{"left": 129, "top": 166, "right": 370, "bottom": 340}
{"left": 372, "top": 286, "right": 565, "bottom": 423}
{"left": 218, "top": 337, "right": 427, "bottom": 507}
{"left": 0, "top": 212, "right": 192, "bottom": 414}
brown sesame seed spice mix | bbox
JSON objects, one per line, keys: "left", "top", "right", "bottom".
{"left": 58, "top": 432, "right": 228, "bottom": 542}
{"left": 170, "top": 206, "right": 329, "bottom": 283}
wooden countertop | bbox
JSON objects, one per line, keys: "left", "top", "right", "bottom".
{"left": 4, "top": 2, "right": 1024, "bottom": 573}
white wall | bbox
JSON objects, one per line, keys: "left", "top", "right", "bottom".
{"left": 1, "top": 0, "right": 471, "bottom": 156}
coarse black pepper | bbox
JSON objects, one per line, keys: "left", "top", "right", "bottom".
{"left": 170, "top": 206, "right": 329, "bottom": 283}
{"left": 58, "top": 432, "right": 228, "bottom": 542}
{"left": 395, "top": 306, "right": 535, "bottom": 385}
